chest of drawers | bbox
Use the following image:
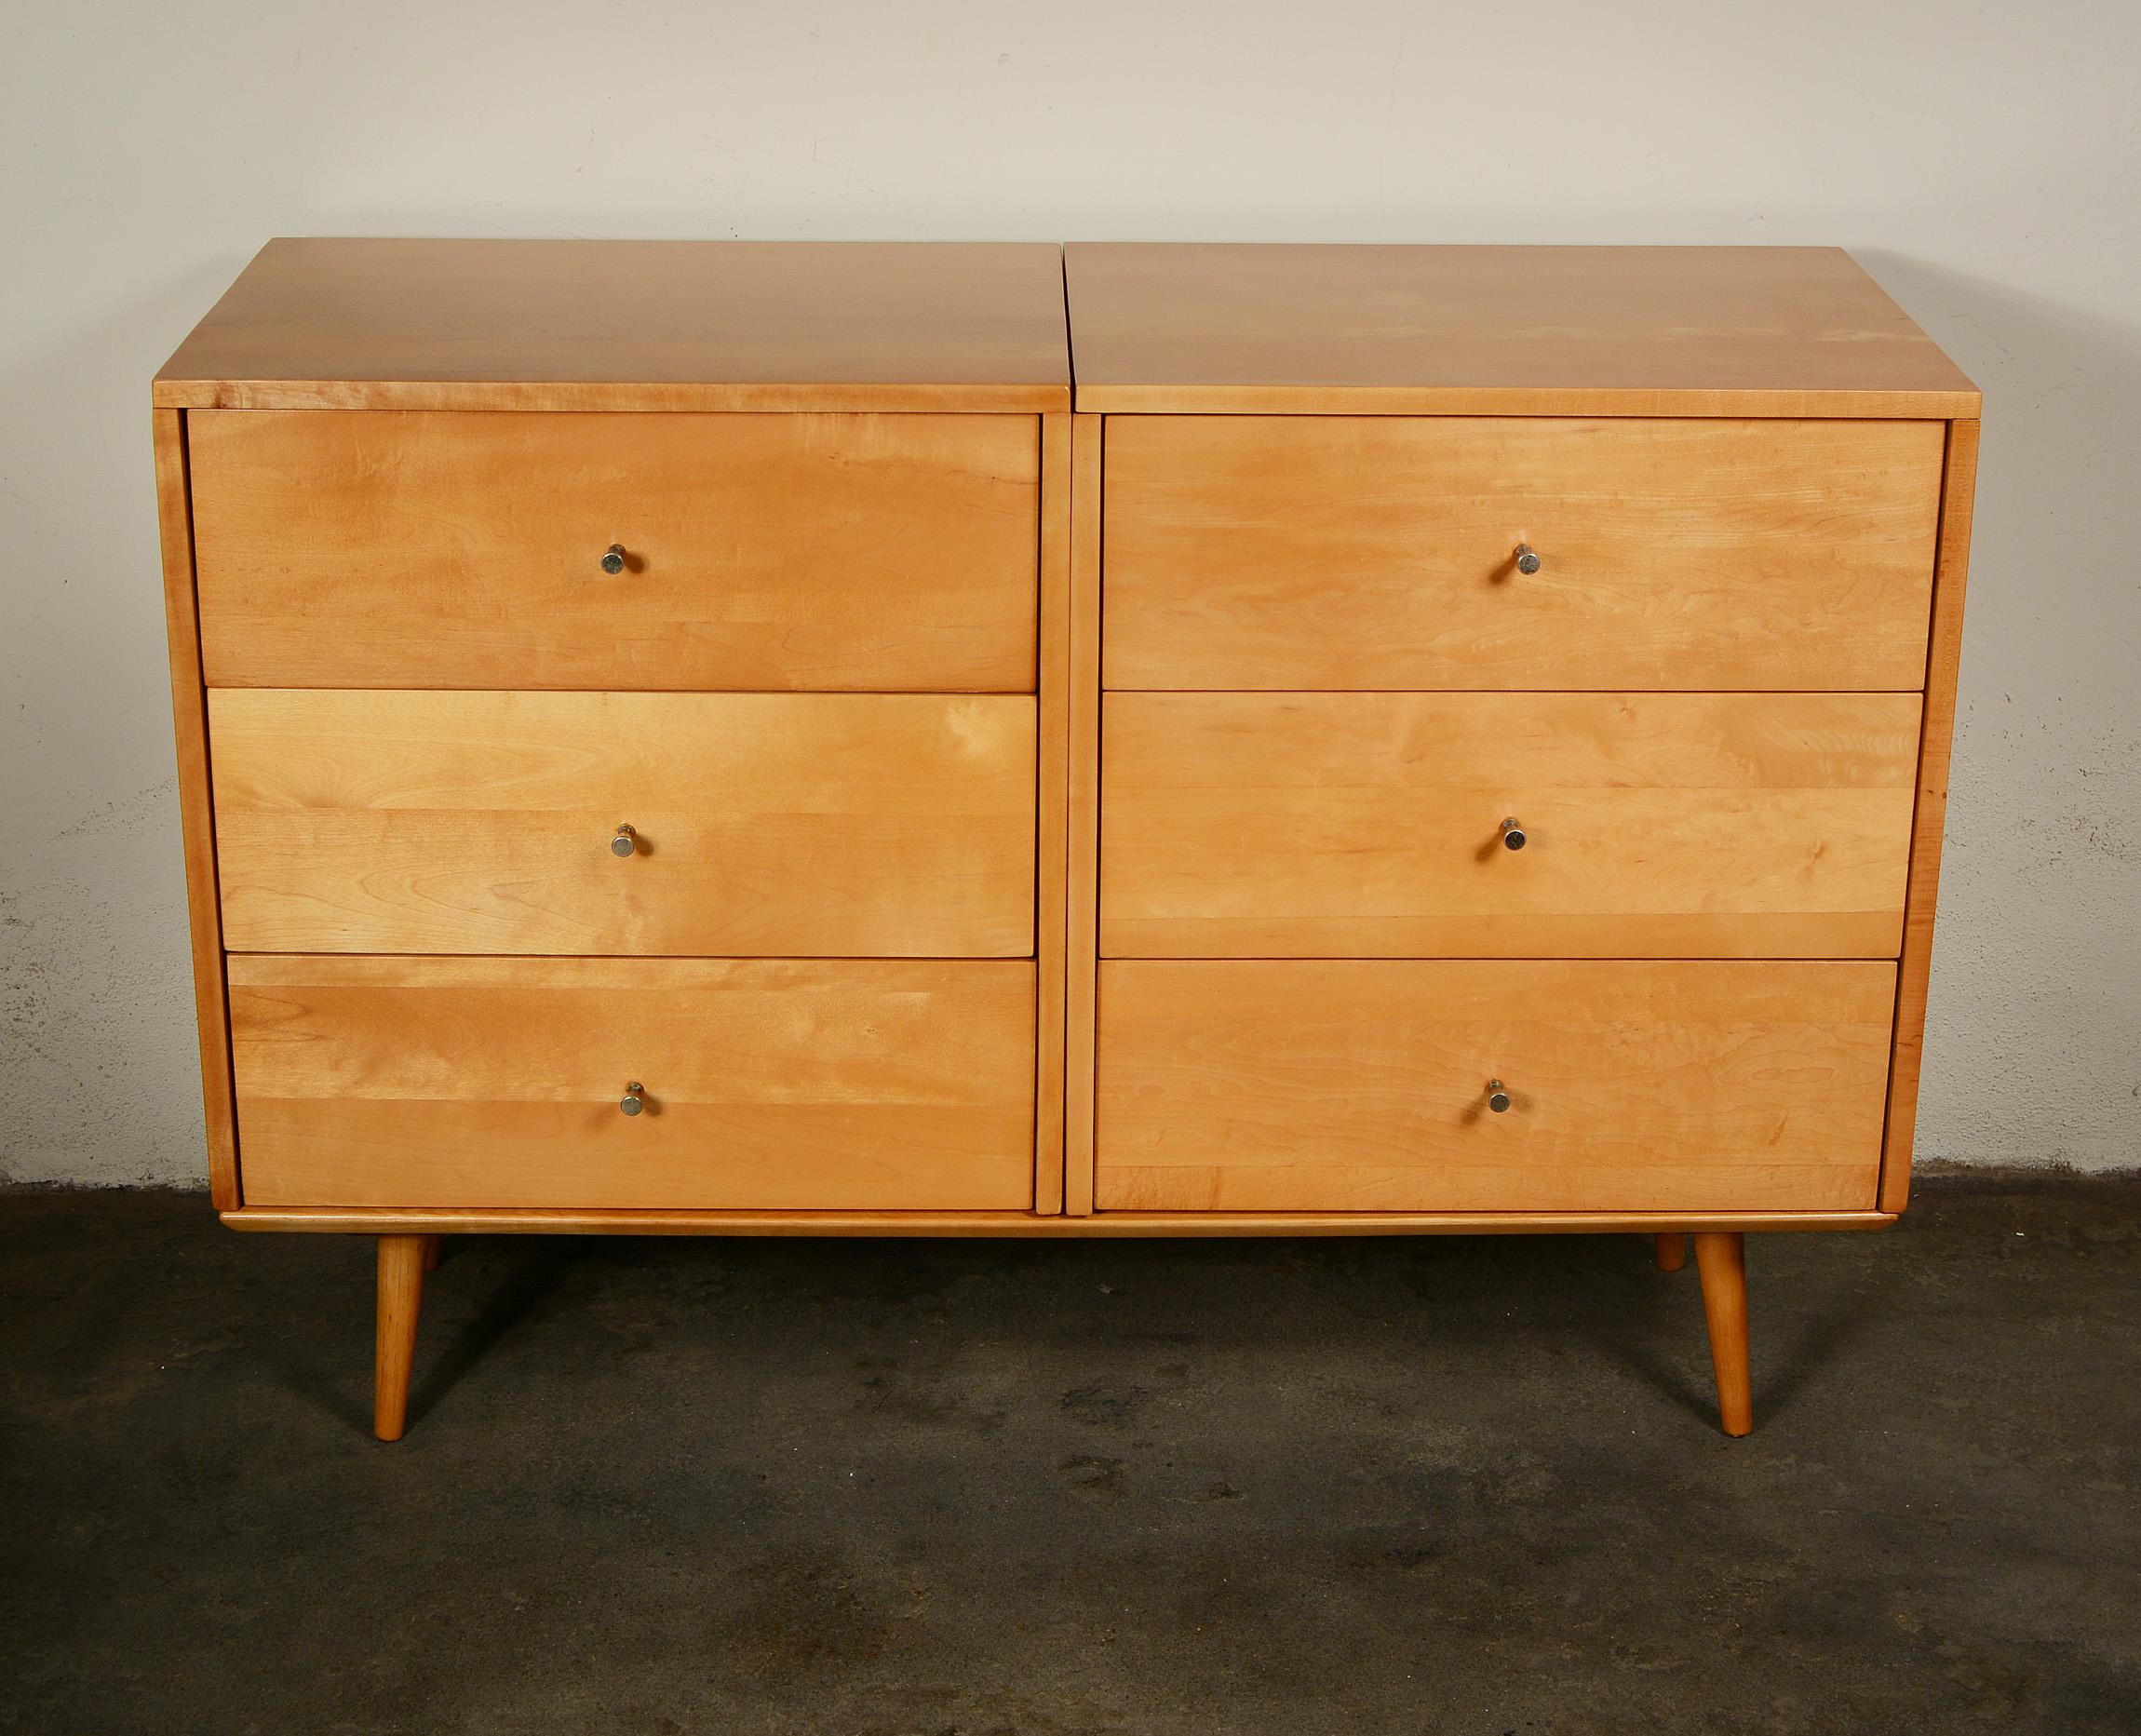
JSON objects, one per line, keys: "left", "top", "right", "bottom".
{"left": 155, "top": 239, "right": 1977, "bottom": 1441}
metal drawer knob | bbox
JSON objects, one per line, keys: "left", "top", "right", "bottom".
{"left": 1500, "top": 817, "right": 1528, "bottom": 851}
{"left": 620, "top": 1082, "right": 645, "bottom": 1116}
{"left": 600, "top": 544, "right": 627, "bottom": 575}
{"left": 611, "top": 823, "right": 638, "bottom": 858}
{"left": 1513, "top": 543, "right": 1541, "bottom": 575}
{"left": 1487, "top": 1078, "right": 1512, "bottom": 1114}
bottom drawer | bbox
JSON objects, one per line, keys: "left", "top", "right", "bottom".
{"left": 1096, "top": 961, "right": 1895, "bottom": 1214}
{"left": 231, "top": 957, "right": 1036, "bottom": 1209}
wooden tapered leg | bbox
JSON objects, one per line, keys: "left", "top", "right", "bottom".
{"left": 1655, "top": 1232, "right": 1687, "bottom": 1272}
{"left": 374, "top": 1234, "right": 428, "bottom": 1442}
{"left": 421, "top": 1233, "right": 443, "bottom": 1272}
{"left": 1692, "top": 1231, "right": 1753, "bottom": 1437}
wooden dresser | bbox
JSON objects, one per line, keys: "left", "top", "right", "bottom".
{"left": 155, "top": 240, "right": 1977, "bottom": 1440}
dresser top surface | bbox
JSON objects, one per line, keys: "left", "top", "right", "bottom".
{"left": 1066, "top": 244, "right": 1978, "bottom": 417}
{"left": 155, "top": 239, "right": 1072, "bottom": 412}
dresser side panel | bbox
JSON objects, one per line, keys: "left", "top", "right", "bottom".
{"left": 1063, "top": 414, "right": 1105, "bottom": 1216}
{"left": 1881, "top": 419, "right": 1980, "bottom": 1213}
{"left": 154, "top": 409, "right": 240, "bottom": 1209}
{"left": 1035, "top": 412, "right": 1072, "bottom": 1213}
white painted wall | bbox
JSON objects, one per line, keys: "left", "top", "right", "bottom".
{"left": 4, "top": 0, "right": 2136, "bottom": 1183}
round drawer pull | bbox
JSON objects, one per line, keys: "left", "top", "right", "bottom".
{"left": 620, "top": 1082, "right": 645, "bottom": 1116}
{"left": 1500, "top": 817, "right": 1528, "bottom": 852}
{"left": 1513, "top": 543, "right": 1542, "bottom": 575}
{"left": 1487, "top": 1078, "right": 1512, "bottom": 1114}
{"left": 611, "top": 823, "right": 638, "bottom": 858}
{"left": 600, "top": 544, "right": 627, "bottom": 575}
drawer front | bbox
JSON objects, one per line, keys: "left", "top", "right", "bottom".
{"left": 211, "top": 691, "right": 1035, "bottom": 957}
{"left": 1102, "top": 693, "right": 1919, "bottom": 959}
{"left": 230, "top": 957, "right": 1036, "bottom": 1209}
{"left": 1096, "top": 961, "right": 1895, "bottom": 1213}
{"left": 190, "top": 410, "right": 1040, "bottom": 692}
{"left": 1104, "top": 416, "right": 1944, "bottom": 691}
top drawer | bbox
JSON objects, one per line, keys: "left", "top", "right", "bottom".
{"left": 188, "top": 410, "right": 1041, "bottom": 691}
{"left": 1103, "top": 417, "right": 1945, "bottom": 691}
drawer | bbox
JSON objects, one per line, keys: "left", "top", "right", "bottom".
{"left": 230, "top": 957, "right": 1036, "bottom": 1209}
{"left": 210, "top": 691, "right": 1034, "bottom": 957}
{"left": 1103, "top": 416, "right": 1944, "bottom": 691}
{"left": 1102, "top": 693, "right": 1920, "bottom": 958}
{"left": 1096, "top": 961, "right": 1895, "bottom": 1213}
{"left": 189, "top": 410, "right": 1040, "bottom": 691}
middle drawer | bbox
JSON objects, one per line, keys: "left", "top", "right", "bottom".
{"left": 1102, "top": 692, "right": 1919, "bottom": 959}
{"left": 210, "top": 690, "right": 1037, "bottom": 957}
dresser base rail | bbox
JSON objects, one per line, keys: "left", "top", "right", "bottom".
{"left": 228, "top": 1207, "right": 1897, "bottom": 1237}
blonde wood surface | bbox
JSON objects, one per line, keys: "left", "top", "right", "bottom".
{"left": 1066, "top": 245, "right": 1978, "bottom": 417}
{"left": 373, "top": 1234, "right": 427, "bottom": 1441}
{"left": 1693, "top": 1231, "right": 1754, "bottom": 1436}
{"left": 1102, "top": 692, "right": 1920, "bottom": 959}
{"left": 1655, "top": 1232, "right": 1687, "bottom": 1272}
{"left": 1881, "top": 420, "right": 1981, "bottom": 1214}
{"left": 153, "top": 410, "right": 241, "bottom": 1210}
{"left": 209, "top": 690, "right": 1035, "bottom": 957}
{"left": 189, "top": 410, "right": 1041, "bottom": 692}
{"left": 155, "top": 239, "right": 1070, "bottom": 412}
{"left": 1064, "top": 415, "right": 1105, "bottom": 1215}
{"left": 229, "top": 957, "right": 1037, "bottom": 1211}
{"left": 228, "top": 1207, "right": 1899, "bottom": 1236}
{"left": 1096, "top": 961, "right": 1896, "bottom": 1214}
{"left": 1104, "top": 416, "right": 1945, "bottom": 692}
{"left": 1034, "top": 414, "right": 1072, "bottom": 1212}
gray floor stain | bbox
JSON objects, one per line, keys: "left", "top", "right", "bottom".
{"left": 1, "top": 1173, "right": 2136, "bottom": 1734}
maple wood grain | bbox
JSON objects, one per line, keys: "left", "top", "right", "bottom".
{"left": 157, "top": 238, "right": 1070, "bottom": 412}
{"left": 1067, "top": 244, "right": 1978, "bottom": 416}
{"left": 209, "top": 690, "right": 1036, "bottom": 958}
{"left": 1035, "top": 413, "right": 1072, "bottom": 1211}
{"left": 1100, "top": 691, "right": 1920, "bottom": 959}
{"left": 1881, "top": 419, "right": 1982, "bottom": 1212}
{"left": 1064, "top": 415, "right": 1105, "bottom": 1216}
{"left": 227, "top": 1206, "right": 1898, "bottom": 1236}
{"left": 1103, "top": 415, "right": 1945, "bottom": 692}
{"left": 190, "top": 410, "right": 1042, "bottom": 692}
{"left": 373, "top": 1235, "right": 426, "bottom": 1441}
{"left": 1095, "top": 961, "right": 1895, "bottom": 1214}
{"left": 231, "top": 957, "right": 1037, "bottom": 1211}
{"left": 153, "top": 410, "right": 241, "bottom": 1208}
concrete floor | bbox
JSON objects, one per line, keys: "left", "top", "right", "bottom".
{"left": 1, "top": 1175, "right": 2135, "bottom": 1734}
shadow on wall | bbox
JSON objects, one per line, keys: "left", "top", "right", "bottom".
{"left": 4, "top": 242, "right": 2138, "bottom": 1181}
{"left": 0, "top": 249, "right": 266, "bottom": 1188}
{"left": 1857, "top": 253, "right": 2141, "bottom": 1171}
